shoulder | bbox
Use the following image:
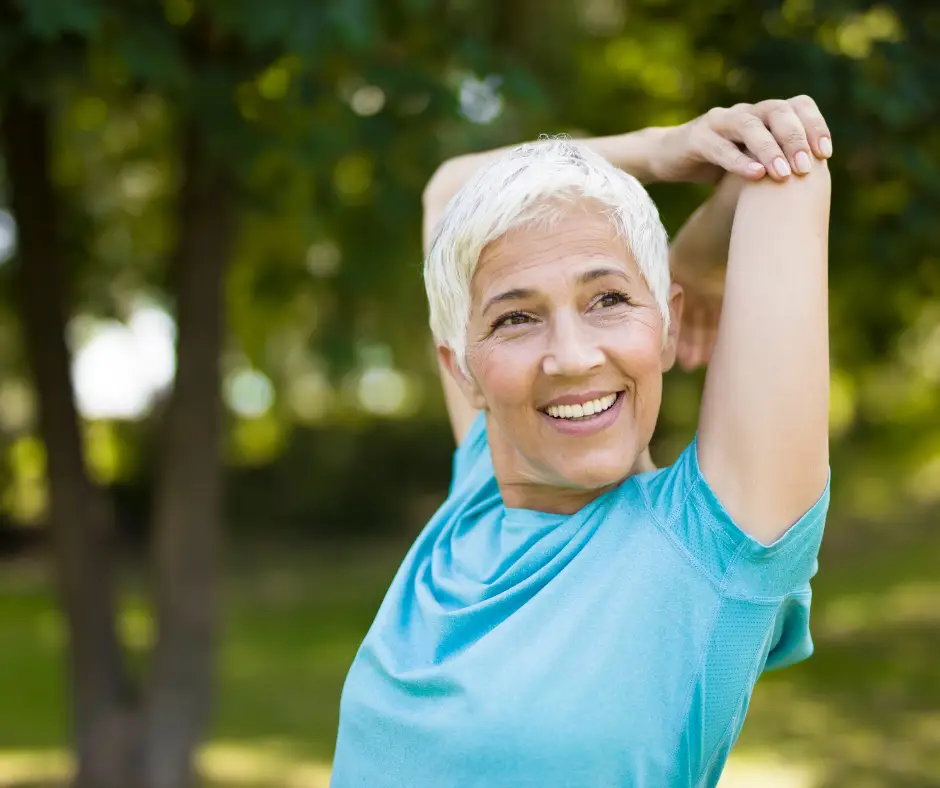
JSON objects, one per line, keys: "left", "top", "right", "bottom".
{"left": 633, "top": 438, "right": 829, "bottom": 598}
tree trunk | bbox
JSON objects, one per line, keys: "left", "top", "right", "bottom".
{"left": 141, "top": 124, "right": 234, "bottom": 788}
{"left": 3, "top": 94, "right": 234, "bottom": 788}
{"left": 1, "top": 95, "right": 137, "bottom": 788}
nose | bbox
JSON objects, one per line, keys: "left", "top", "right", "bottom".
{"left": 542, "top": 313, "right": 605, "bottom": 377}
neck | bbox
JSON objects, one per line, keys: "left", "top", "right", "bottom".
{"left": 490, "top": 432, "right": 657, "bottom": 515}
{"left": 500, "top": 480, "right": 618, "bottom": 515}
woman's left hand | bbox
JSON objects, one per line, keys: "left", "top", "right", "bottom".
{"left": 675, "top": 282, "right": 723, "bottom": 371}
{"left": 669, "top": 175, "right": 745, "bottom": 371}
{"left": 651, "top": 95, "right": 833, "bottom": 184}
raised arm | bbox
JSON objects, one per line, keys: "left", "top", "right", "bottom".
{"left": 422, "top": 129, "right": 665, "bottom": 254}
{"left": 425, "top": 98, "right": 834, "bottom": 448}
{"left": 697, "top": 163, "right": 831, "bottom": 545}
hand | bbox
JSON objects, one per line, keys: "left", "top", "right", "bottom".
{"left": 673, "top": 237, "right": 725, "bottom": 371}
{"left": 669, "top": 175, "right": 745, "bottom": 370}
{"left": 651, "top": 95, "right": 833, "bottom": 184}
{"left": 675, "top": 279, "right": 723, "bottom": 371}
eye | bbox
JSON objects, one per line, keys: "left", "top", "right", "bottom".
{"left": 594, "top": 290, "right": 631, "bottom": 309}
{"left": 491, "top": 311, "right": 532, "bottom": 331}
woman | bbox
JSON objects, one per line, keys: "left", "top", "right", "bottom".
{"left": 331, "top": 97, "right": 833, "bottom": 787}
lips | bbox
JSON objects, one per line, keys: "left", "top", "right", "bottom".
{"left": 538, "top": 390, "right": 625, "bottom": 434}
{"left": 543, "top": 392, "right": 619, "bottom": 420}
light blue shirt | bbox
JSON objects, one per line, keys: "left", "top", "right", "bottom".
{"left": 331, "top": 413, "right": 828, "bottom": 787}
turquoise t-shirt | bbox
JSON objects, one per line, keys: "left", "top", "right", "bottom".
{"left": 331, "top": 413, "right": 828, "bottom": 787}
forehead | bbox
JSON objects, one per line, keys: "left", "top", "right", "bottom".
{"left": 471, "top": 207, "right": 635, "bottom": 301}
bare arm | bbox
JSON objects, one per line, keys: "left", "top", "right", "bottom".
{"left": 697, "top": 164, "right": 831, "bottom": 544}
{"left": 424, "top": 98, "right": 833, "bottom": 450}
{"left": 423, "top": 128, "right": 664, "bottom": 246}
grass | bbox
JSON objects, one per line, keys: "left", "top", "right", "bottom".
{"left": 0, "top": 521, "right": 938, "bottom": 787}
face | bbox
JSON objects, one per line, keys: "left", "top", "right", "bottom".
{"left": 440, "top": 204, "right": 683, "bottom": 513}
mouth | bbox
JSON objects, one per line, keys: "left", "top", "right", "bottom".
{"left": 538, "top": 390, "right": 625, "bottom": 435}
{"left": 540, "top": 391, "right": 623, "bottom": 421}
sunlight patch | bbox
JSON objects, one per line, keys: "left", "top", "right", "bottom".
{"left": 0, "top": 744, "right": 332, "bottom": 787}
{"left": 719, "top": 752, "right": 818, "bottom": 787}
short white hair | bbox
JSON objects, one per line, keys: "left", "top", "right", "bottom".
{"left": 424, "top": 137, "right": 671, "bottom": 371}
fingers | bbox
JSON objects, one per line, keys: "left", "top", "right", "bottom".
{"left": 705, "top": 96, "right": 833, "bottom": 182}
{"left": 755, "top": 99, "right": 812, "bottom": 175}
{"left": 787, "top": 94, "right": 833, "bottom": 160}
{"left": 676, "top": 307, "right": 696, "bottom": 371}
{"left": 697, "top": 129, "right": 766, "bottom": 180}
{"left": 730, "top": 109, "right": 793, "bottom": 181}
{"left": 676, "top": 301, "right": 722, "bottom": 371}
{"left": 677, "top": 306, "right": 707, "bottom": 371}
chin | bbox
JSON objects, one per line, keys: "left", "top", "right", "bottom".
{"left": 555, "top": 453, "right": 636, "bottom": 491}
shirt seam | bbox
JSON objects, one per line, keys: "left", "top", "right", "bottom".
{"left": 639, "top": 476, "right": 817, "bottom": 604}
{"left": 686, "top": 477, "right": 740, "bottom": 551}
{"left": 636, "top": 479, "right": 725, "bottom": 590}
{"left": 751, "top": 508, "right": 827, "bottom": 561}
{"left": 697, "top": 483, "right": 829, "bottom": 561}
{"left": 691, "top": 540, "right": 802, "bottom": 782}
{"left": 666, "top": 538, "right": 747, "bottom": 780}
{"left": 721, "top": 586, "right": 813, "bottom": 604}
{"left": 693, "top": 587, "right": 781, "bottom": 786}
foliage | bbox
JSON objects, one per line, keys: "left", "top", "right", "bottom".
{"left": 0, "top": 0, "right": 937, "bottom": 525}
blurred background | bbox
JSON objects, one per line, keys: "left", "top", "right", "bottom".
{"left": 0, "top": 0, "right": 938, "bottom": 786}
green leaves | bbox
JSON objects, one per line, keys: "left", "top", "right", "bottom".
{"left": 19, "top": 0, "right": 104, "bottom": 39}
{"left": 2, "top": 0, "right": 939, "bottom": 523}
{"left": 117, "top": 21, "right": 186, "bottom": 90}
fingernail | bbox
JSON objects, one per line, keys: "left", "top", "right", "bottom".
{"left": 819, "top": 136, "right": 833, "bottom": 157}
{"left": 773, "top": 157, "right": 791, "bottom": 177}
{"left": 747, "top": 161, "right": 765, "bottom": 174}
{"left": 795, "top": 151, "right": 811, "bottom": 174}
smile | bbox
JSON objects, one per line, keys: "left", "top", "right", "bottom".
{"left": 538, "top": 390, "right": 626, "bottom": 435}
{"left": 543, "top": 392, "right": 619, "bottom": 420}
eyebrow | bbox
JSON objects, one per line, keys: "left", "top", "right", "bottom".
{"left": 481, "top": 266, "right": 631, "bottom": 315}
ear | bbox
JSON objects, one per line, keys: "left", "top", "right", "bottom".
{"left": 660, "top": 282, "right": 685, "bottom": 372}
{"left": 437, "top": 344, "right": 487, "bottom": 410}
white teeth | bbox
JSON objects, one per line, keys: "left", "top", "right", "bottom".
{"left": 544, "top": 393, "right": 618, "bottom": 420}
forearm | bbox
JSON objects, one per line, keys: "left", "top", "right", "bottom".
{"left": 669, "top": 175, "right": 744, "bottom": 289}
{"left": 697, "top": 164, "right": 831, "bottom": 542}
{"left": 422, "top": 127, "right": 665, "bottom": 248}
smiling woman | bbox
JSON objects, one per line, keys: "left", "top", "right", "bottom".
{"left": 331, "top": 99, "right": 834, "bottom": 788}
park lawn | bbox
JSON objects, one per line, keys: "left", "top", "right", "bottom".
{"left": 0, "top": 540, "right": 404, "bottom": 786}
{"left": 1, "top": 523, "right": 939, "bottom": 787}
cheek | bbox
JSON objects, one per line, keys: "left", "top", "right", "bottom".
{"left": 471, "top": 340, "right": 539, "bottom": 408}
{"left": 610, "top": 319, "right": 665, "bottom": 372}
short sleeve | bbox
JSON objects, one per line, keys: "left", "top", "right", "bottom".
{"left": 763, "top": 592, "right": 814, "bottom": 671}
{"left": 636, "top": 436, "right": 829, "bottom": 600}
{"left": 449, "top": 411, "right": 488, "bottom": 494}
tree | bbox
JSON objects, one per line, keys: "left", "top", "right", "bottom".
{"left": 0, "top": 1, "right": 517, "bottom": 784}
{"left": 1, "top": 6, "right": 236, "bottom": 785}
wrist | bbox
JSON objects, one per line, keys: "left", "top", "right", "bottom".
{"left": 592, "top": 126, "right": 667, "bottom": 184}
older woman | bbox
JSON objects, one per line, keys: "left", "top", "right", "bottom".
{"left": 331, "top": 97, "right": 832, "bottom": 787}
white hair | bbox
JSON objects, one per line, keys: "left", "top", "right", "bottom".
{"left": 424, "top": 137, "right": 671, "bottom": 371}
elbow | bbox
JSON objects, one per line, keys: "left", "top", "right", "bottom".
{"left": 423, "top": 158, "right": 459, "bottom": 212}
{"left": 776, "top": 158, "right": 831, "bottom": 197}
{"left": 737, "top": 159, "right": 831, "bottom": 223}
{"left": 798, "top": 158, "right": 831, "bottom": 196}
{"left": 747, "top": 158, "right": 830, "bottom": 195}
